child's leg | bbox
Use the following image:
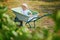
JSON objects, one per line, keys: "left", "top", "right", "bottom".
{"left": 14, "top": 17, "right": 19, "bottom": 22}
{"left": 14, "top": 17, "right": 23, "bottom": 26}
{"left": 19, "top": 21, "right": 23, "bottom": 26}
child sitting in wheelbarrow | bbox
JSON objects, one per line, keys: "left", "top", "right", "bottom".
{"left": 14, "top": 3, "right": 32, "bottom": 26}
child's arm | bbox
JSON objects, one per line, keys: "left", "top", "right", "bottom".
{"left": 28, "top": 10, "right": 32, "bottom": 17}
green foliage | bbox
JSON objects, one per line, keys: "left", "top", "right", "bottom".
{"left": 0, "top": 5, "right": 7, "bottom": 28}
{"left": 52, "top": 34, "right": 60, "bottom": 40}
{"left": 49, "top": 10, "right": 60, "bottom": 40}
{"left": 50, "top": 10, "right": 60, "bottom": 31}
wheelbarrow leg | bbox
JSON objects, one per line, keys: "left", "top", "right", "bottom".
{"left": 28, "top": 21, "right": 36, "bottom": 28}
{"left": 34, "top": 21, "right": 36, "bottom": 28}
{"left": 26, "top": 21, "right": 36, "bottom": 28}
{"left": 26, "top": 23, "right": 32, "bottom": 28}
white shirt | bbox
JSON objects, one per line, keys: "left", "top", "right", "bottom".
{"left": 21, "top": 8, "right": 32, "bottom": 16}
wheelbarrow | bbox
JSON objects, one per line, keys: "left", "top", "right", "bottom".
{"left": 11, "top": 7, "right": 51, "bottom": 28}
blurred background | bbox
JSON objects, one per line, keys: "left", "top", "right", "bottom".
{"left": 0, "top": 0, "right": 60, "bottom": 40}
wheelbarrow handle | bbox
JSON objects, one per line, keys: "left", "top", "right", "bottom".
{"left": 26, "top": 13, "right": 51, "bottom": 24}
